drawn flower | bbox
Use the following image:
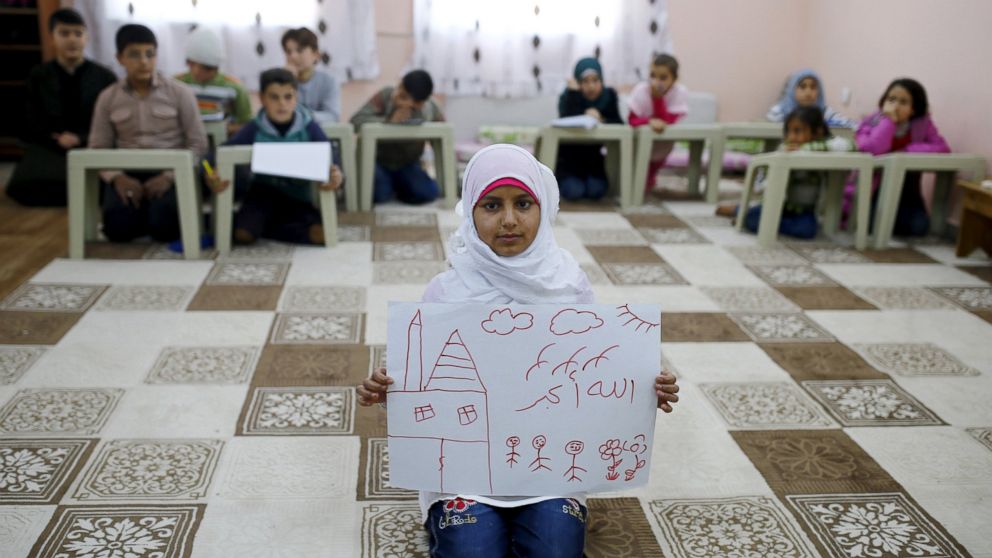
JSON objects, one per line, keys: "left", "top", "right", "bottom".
{"left": 599, "top": 439, "right": 622, "bottom": 460}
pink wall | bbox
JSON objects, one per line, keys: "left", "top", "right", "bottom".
{"left": 344, "top": 0, "right": 990, "bottom": 166}
{"left": 667, "top": 0, "right": 809, "bottom": 122}
{"left": 806, "top": 0, "right": 992, "bottom": 170}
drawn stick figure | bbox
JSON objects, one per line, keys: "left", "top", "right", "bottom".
{"left": 505, "top": 436, "right": 521, "bottom": 467}
{"left": 563, "top": 440, "right": 587, "bottom": 482}
{"left": 529, "top": 435, "right": 551, "bottom": 472}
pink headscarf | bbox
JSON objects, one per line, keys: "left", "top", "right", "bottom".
{"left": 438, "top": 144, "right": 592, "bottom": 304}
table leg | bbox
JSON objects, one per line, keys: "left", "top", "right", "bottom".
{"left": 705, "top": 135, "right": 725, "bottom": 204}
{"left": 687, "top": 140, "right": 703, "bottom": 197}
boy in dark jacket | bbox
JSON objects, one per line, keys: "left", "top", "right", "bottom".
{"left": 208, "top": 68, "right": 342, "bottom": 245}
{"left": 6, "top": 8, "right": 116, "bottom": 206}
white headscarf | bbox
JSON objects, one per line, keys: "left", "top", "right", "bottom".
{"left": 437, "top": 144, "right": 592, "bottom": 304}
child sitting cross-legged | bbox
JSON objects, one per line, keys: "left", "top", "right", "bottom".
{"left": 742, "top": 106, "right": 854, "bottom": 239}
{"left": 207, "top": 68, "right": 342, "bottom": 245}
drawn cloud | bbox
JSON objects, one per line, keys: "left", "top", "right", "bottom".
{"left": 481, "top": 308, "right": 534, "bottom": 335}
{"left": 550, "top": 309, "right": 604, "bottom": 336}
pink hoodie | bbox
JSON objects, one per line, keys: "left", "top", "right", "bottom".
{"left": 855, "top": 111, "right": 950, "bottom": 155}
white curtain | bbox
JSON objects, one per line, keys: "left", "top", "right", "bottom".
{"left": 75, "top": 0, "right": 379, "bottom": 90}
{"left": 411, "top": 0, "right": 673, "bottom": 98}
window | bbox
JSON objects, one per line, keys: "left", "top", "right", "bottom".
{"left": 457, "top": 404, "right": 478, "bottom": 425}
{"left": 414, "top": 404, "right": 436, "bottom": 422}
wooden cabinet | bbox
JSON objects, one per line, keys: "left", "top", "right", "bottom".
{"left": 0, "top": 0, "right": 58, "bottom": 158}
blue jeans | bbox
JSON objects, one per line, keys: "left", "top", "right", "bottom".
{"left": 374, "top": 162, "right": 440, "bottom": 204}
{"left": 744, "top": 204, "right": 819, "bottom": 239}
{"left": 426, "top": 498, "right": 587, "bottom": 558}
{"left": 558, "top": 174, "right": 608, "bottom": 201}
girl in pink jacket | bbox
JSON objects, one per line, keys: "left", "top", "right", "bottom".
{"left": 627, "top": 54, "right": 689, "bottom": 193}
{"left": 847, "top": 78, "right": 949, "bottom": 237}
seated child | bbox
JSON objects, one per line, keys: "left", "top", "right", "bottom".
{"left": 207, "top": 68, "right": 342, "bottom": 245}
{"left": 357, "top": 144, "right": 679, "bottom": 557}
{"left": 6, "top": 8, "right": 116, "bottom": 206}
{"left": 627, "top": 53, "right": 689, "bottom": 192}
{"left": 349, "top": 69, "right": 444, "bottom": 205}
{"left": 742, "top": 106, "right": 854, "bottom": 239}
{"left": 175, "top": 27, "right": 252, "bottom": 136}
{"left": 556, "top": 57, "right": 623, "bottom": 201}
{"left": 88, "top": 23, "right": 208, "bottom": 243}
{"left": 848, "top": 78, "right": 950, "bottom": 237}
{"left": 767, "top": 69, "right": 855, "bottom": 129}
{"left": 282, "top": 27, "right": 340, "bottom": 123}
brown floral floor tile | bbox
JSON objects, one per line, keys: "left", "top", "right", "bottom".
{"left": 371, "top": 226, "right": 440, "bottom": 242}
{"left": 650, "top": 496, "right": 818, "bottom": 557}
{"left": 83, "top": 242, "right": 153, "bottom": 260}
{"left": 956, "top": 265, "right": 992, "bottom": 284}
{"left": 237, "top": 386, "right": 355, "bottom": 436}
{"left": 586, "top": 245, "right": 663, "bottom": 264}
{"left": 861, "top": 247, "right": 939, "bottom": 263}
{"left": 622, "top": 213, "right": 688, "bottom": 228}
{"left": 361, "top": 503, "right": 429, "bottom": 557}
{"left": 759, "top": 343, "right": 888, "bottom": 382}
{"left": 731, "top": 430, "right": 902, "bottom": 495}
{"left": 662, "top": 313, "right": 750, "bottom": 342}
{"left": 251, "top": 344, "right": 370, "bottom": 386}
{"left": 0, "top": 438, "right": 96, "bottom": 504}
{"left": 356, "top": 437, "right": 417, "bottom": 501}
{"left": 801, "top": 379, "right": 945, "bottom": 427}
{"left": 585, "top": 498, "right": 664, "bottom": 558}
{"left": 775, "top": 286, "right": 876, "bottom": 310}
{"left": 0, "top": 311, "right": 80, "bottom": 345}
{"left": 973, "top": 310, "right": 992, "bottom": 325}
{"left": 337, "top": 211, "right": 375, "bottom": 226}
{"left": 30, "top": 504, "right": 205, "bottom": 558}
{"left": 354, "top": 400, "right": 389, "bottom": 439}
{"left": 372, "top": 241, "right": 445, "bottom": 261}
{"left": 187, "top": 285, "right": 283, "bottom": 311}
{"left": 559, "top": 199, "right": 618, "bottom": 212}
{"left": 785, "top": 493, "right": 969, "bottom": 558}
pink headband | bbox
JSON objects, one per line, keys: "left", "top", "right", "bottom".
{"left": 475, "top": 177, "right": 541, "bottom": 206}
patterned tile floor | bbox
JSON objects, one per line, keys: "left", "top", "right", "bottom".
{"left": 1, "top": 200, "right": 991, "bottom": 557}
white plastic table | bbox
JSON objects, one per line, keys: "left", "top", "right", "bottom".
{"left": 535, "top": 124, "right": 634, "bottom": 207}
{"left": 319, "top": 122, "right": 359, "bottom": 212}
{"left": 357, "top": 122, "right": 457, "bottom": 211}
{"left": 631, "top": 123, "right": 721, "bottom": 207}
{"left": 214, "top": 145, "right": 337, "bottom": 255}
{"left": 67, "top": 149, "right": 202, "bottom": 259}
{"left": 736, "top": 151, "right": 874, "bottom": 249}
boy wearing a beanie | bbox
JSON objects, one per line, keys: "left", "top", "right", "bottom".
{"left": 176, "top": 27, "right": 252, "bottom": 135}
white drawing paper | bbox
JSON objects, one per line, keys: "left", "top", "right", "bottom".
{"left": 386, "top": 302, "right": 662, "bottom": 496}
{"left": 250, "top": 141, "right": 332, "bottom": 182}
{"left": 550, "top": 114, "right": 600, "bottom": 129}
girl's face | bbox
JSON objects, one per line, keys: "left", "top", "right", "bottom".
{"left": 649, "top": 64, "right": 675, "bottom": 96}
{"left": 794, "top": 77, "right": 819, "bottom": 106}
{"left": 882, "top": 85, "right": 914, "bottom": 123}
{"left": 784, "top": 118, "right": 815, "bottom": 146}
{"left": 473, "top": 186, "right": 540, "bottom": 257}
{"left": 579, "top": 74, "right": 604, "bottom": 101}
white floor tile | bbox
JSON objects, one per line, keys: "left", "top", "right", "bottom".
{"left": 102, "top": 385, "right": 249, "bottom": 438}
{"left": 652, "top": 245, "right": 766, "bottom": 286}
{"left": 817, "top": 263, "right": 987, "bottom": 287}
{"left": 663, "top": 342, "right": 792, "bottom": 383}
{"left": 31, "top": 259, "right": 213, "bottom": 285}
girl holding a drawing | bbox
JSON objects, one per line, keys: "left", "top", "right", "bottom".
{"left": 357, "top": 144, "right": 679, "bottom": 557}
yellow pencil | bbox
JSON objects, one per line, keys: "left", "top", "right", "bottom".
{"left": 202, "top": 160, "right": 215, "bottom": 177}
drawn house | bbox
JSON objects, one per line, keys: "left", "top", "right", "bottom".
{"left": 388, "top": 310, "right": 493, "bottom": 493}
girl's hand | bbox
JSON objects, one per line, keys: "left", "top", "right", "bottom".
{"left": 649, "top": 118, "right": 667, "bottom": 133}
{"left": 655, "top": 372, "right": 679, "bottom": 413}
{"left": 358, "top": 367, "right": 394, "bottom": 406}
{"left": 585, "top": 108, "right": 603, "bottom": 122}
{"left": 205, "top": 173, "right": 230, "bottom": 194}
{"left": 320, "top": 165, "right": 342, "bottom": 191}
{"left": 567, "top": 78, "right": 580, "bottom": 91}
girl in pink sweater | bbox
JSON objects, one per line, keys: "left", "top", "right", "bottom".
{"left": 627, "top": 54, "right": 689, "bottom": 193}
{"left": 847, "top": 78, "right": 949, "bottom": 236}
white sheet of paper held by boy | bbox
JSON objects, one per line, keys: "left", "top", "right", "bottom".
{"left": 386, "top": 302, "right": 661, "bottom": 496}
{"left": 250, "top": 141, "right": 332, "bottom": 182}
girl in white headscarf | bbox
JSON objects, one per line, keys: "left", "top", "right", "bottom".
{"left": 358, "top": 144, "right": 679, "bottom": 557}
